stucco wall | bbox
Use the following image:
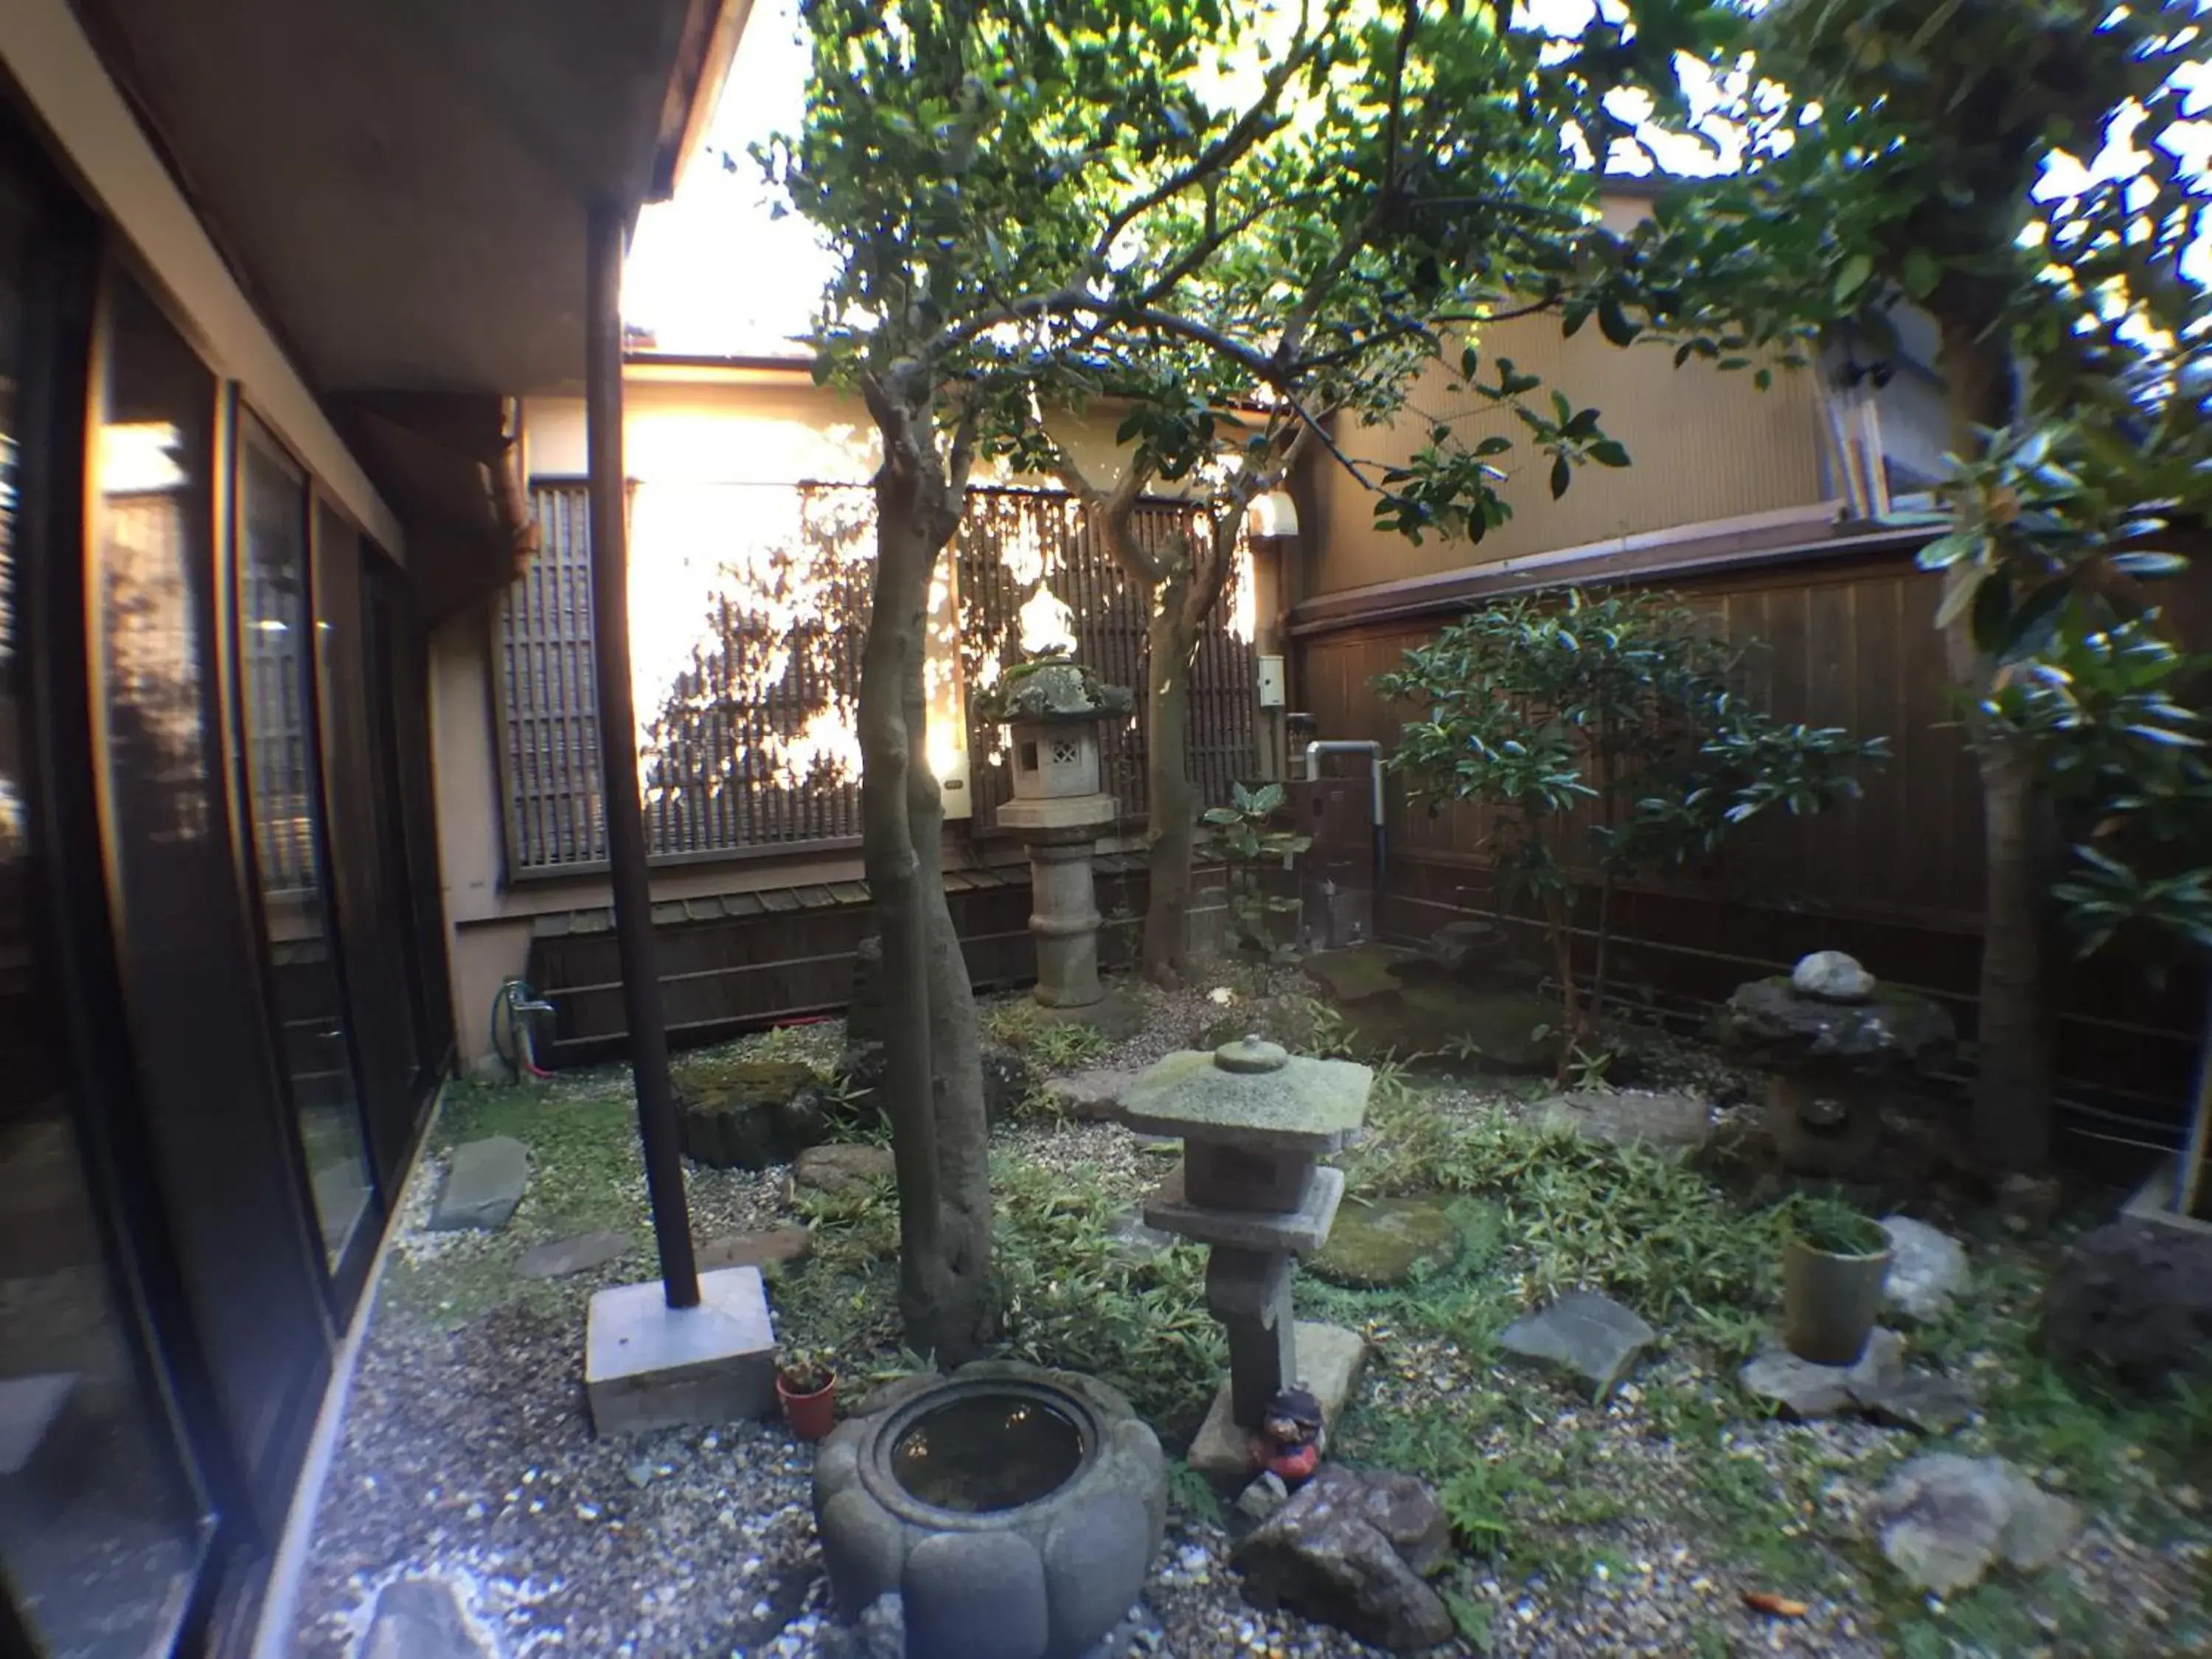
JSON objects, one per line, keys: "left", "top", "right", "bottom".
{"left": 1301, "top": 316, "right": 1832, "bottom": 601}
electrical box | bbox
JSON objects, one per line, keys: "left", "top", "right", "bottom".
{"left": 1255, "top": 655, "right": 1287, "bottom": 709}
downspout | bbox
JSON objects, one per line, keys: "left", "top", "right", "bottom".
{"left": 1304, "top": 739, "right": 1387, "bottom": 896}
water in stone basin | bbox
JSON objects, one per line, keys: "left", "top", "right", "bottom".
{"left": 891, "top": 1394, "right": 1084, "bottom": 1513}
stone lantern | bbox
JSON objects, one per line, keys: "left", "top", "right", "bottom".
{"left": 1119, "top": 1036, "right": 1373, "bottom": 1474}
{"left": 989, "top": 657, "right": 1133, "bottom": 1010}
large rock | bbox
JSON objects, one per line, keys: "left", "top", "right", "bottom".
{"left": 1868, "top": 1455, "right": 2081, "bottom": 1593}
{"left": 430, "top": 1138, "right": 529, "bottom": 1231}
{"left": 1540, "top": 1088, "right": 1712, "bottom": 1152}
{"left": 673, "top": 1058, "right": 827, "bottom": 1171}
{"left": 513, "top": 1230, "right": 631, "bottom": 1280}
{"left": 1500, "top": 1292, "right": 1655, "bottom": 1402}
{"left": 1879, "top": 1215, "right": 1969, "bottom": 1324}
{"left": 2035, "top": 1220, "right": 2212, "bottom": 1396}
{"left": 1308, "top": 1197, "right": 1461, "bottom": 1288}
{"left": 1045, "top": 1068, "right": 1145, "bottom": 1122}
{"left": 1231, "top": 1464, "right": 1454, "bottom": 1655}
{"left": 795, "top": 1142, "right": 897, "bottom": 1195}
{"left": 1792, "top": 950, "right": 1875, "bottom": 1003}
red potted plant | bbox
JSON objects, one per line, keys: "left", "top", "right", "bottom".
{"left": 775, "top": 1346, "right": 838, "bottom": 1440}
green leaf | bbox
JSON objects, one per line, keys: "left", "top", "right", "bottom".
{"left": 1903, "top": 250, "right": 1941, "bottom": 299}
{"left": 1597, "top": 298, "right": 1640, "bottom": 347}
{"left": 1549, "top": 454, "right": 1572, "bottom": 499}
{"left": 1589, "top": 440, "right": 1630, "bottom": 468}
{"left": 1834, "top": 253, "right": 1875, "bottom": 305}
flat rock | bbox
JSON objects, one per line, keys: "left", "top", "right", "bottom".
{"left": 1343, "top": 981, "right": 1562, "bottom": 1073}
{"left": 1308, "top": 1197, "right": 1461, "bottom": 1288}
{"left": 795, "top": 1142, "right": 897, "bottom": 1195}
{"left": 1500, "top": 1292, "right": 1655, "bottom": 1402}
{"left": 1300, "top": 945, "right": 1412, "bottom": 1004}
{"left": 1868, "top": 1454, "right": 2081, "bottom": 1593}
{"left": 1879, "top": 1215, "right": 1969, "bottom": 1324}
{"left": 1045, "top": 1068, "right": 1145, "bottom": 1122}
{"left": 1856, "top": 1373, "right": 1978, "bottom": 1436}
{"left": 1739, "top": 1328, "right": 1905, "bottom": 1420}
{"left": 430, "top": 1137, "right": 529, "bottom": 1231}
{"left": 1190, "top": 1322, "right": 1367, "bottom": 1478}
{"left": 1231, "top": 1464, "right": 1454, "bottom": 1654}
{"left": 1540, "top": 1088, "right": 1713, "bottom": 1152}
{"left": 514, "top": 1229, "right": 632, "bottom": 1280}
{"left": 697, "top": 1225, "right": 813, "bottom": 1272}
{"left": 364, "top": 1577, "right": 490, "bottom": 1659}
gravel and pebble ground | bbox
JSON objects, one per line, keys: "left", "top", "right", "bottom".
{"left": 291, "top": 975, "right": 2210, "bottom": 1658}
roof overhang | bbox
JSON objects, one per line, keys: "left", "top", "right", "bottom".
{"left": 74, "top": 0, "right": 748, "bottom": 398}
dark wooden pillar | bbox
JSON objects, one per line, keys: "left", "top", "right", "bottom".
{"left": 585, "top": 201, "right": 698, "bottom": 1308}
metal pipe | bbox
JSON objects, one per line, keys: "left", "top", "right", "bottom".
{"left": 1304, "top": 739, "right": 1388, "bottom": 894}
{"left": 586, "top": 201, "right": 700, "bottom": 1310}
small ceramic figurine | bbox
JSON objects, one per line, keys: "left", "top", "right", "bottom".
{"left": 1252, "top": 1385, "right": 1324, "bottom": 1486}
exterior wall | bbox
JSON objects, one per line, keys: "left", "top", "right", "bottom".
{"left": 0, "top": 0, "right": 400, "bottom": 550}
{"left": 439, "top": 368, "right": 1165, "bottom": 1064}
{"left": 1301, "top": 317, "right": 1831, "bottom": 601}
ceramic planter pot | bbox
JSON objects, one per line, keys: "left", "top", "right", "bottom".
{"left": 1781, "top": 1234, "right": 1892, "bottom": 1366}
{"left": 778, "top": 1373, "right": 838, "bottom": 1440}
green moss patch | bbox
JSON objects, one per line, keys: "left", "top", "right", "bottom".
{"left": 1308, "top": 1195, "right": 1463, "bottom": 1287}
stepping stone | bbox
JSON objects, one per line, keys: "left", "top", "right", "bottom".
{"left": 1868, "top": 1454, "right": 2081, "bottom": 1594}
{"left": 1308, "top": 1197, "right": 1461, "bottom": 1288}
{"left": 793, "top": 1142, "right": 895, "bottom": 1194}
{"left": 1044, "top": 1068, "right": 1146, "bottom": 1121}
{"left": 698, "top": 1225, "right": 813, "bottom": 1272}
{"left": 1500, "top": 1292, "right": 1655, "bottom": 1402}
{"left": 1879, "top": 1215, "right": 1969, "bottom": 1324}
{"left": 1739, "top": 1327, "right": 1906, "bottom": 1420}
{"left": 1857, "top": 1373, "right": 1978, "bottom": 1436}
{"left": 364, "top": 1577, "right": 490, "bottom": 1659}
{"left": 514, "top": 1230, "right": 632, "bottom": 1280}
{"left": 1301, "top": 945, "right": 1410, "bottom": 1004}
{"left": 1540, "top": 1089, "right": 1713, "bottom": 1152}
{"left": 430, "top": 1138, "right": 529, "bottom": 1231}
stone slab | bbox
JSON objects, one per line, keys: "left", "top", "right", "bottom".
{"left": 1739, "top": 1327, "right": 1906, "bottom": 1420}
{"left": 1500, "top": 1292, "right": 1655, "bottom": 1402}
{"left": 1116, "top": 1050, "right": 1371, "bottom": 1151}
{"left": 585, "top": 1265, "right": 776, "bottom": 1437}
{"left": 1143, "top": 1164, "right": 1345, "bottom": 1254}
{"left": 515, "top": 1229, "right": 632, "bottom": 1280}
{"left": 1044, "top": 1068, "right": 1146, "bottom": 1122}
{"left": 1307, "top": 1196, "right": 1461, "bottom": 1287}
{"left": 1879, "top": 1215, "right": 1969, "bottom": 1324}
{"left": 697, "top": 1225, "right": 814, "bottom": 1272}
{"left": 0, "top": 1373, "right": 75, "bottom": 1476}
{"left": 1540, "top": 1089, "right": 1713, "bottom": 1152}
{"left": 1189, "top": 1321, "right": 1367, "bottom": 1478}
{"left": 430, "top": 1136, "right": 529, "bottom": 1231}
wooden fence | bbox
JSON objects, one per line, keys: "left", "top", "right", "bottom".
{"left": 498, "top": 483, "right": 1258, "bottom": 873}
{"left": 1293, "top": 545, "right": 2211, "bottom": 1150}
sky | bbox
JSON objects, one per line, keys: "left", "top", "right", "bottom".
{"left": 620, "top": 0, "right": 2212, "bottom": 353}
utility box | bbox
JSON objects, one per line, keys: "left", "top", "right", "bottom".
{"left": 1255, "top": 655, "right": 1286, "bottom": 709}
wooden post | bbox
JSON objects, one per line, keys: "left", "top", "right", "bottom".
{"left": 585, "top": 201, "right": 698, "bottom": 1308}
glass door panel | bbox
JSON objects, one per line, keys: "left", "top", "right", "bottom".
{"left": 235, "top": 419, "right": 371, "bottom": 1265}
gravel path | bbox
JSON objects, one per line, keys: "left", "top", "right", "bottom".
{"left": 290, "top": 985, "right": 2209, "bottom": 1658}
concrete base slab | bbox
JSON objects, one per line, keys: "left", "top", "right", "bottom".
{"left": 585, "top": 1265, "right": 776, "bottom": 1437}
{"left": 1187, "top": 1321, "right": 1366, "bottom": 1478}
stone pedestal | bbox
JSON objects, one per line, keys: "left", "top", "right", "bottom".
{"left": 998, "top": 793, "right": 1117, "bottom": 1009}
{"left": 1120, "top": 1037, "right": 1372, "bottom": 1464}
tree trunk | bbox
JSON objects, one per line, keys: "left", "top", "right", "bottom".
{"left": 863, "top": 410, "right": 992, "bottom": 1365}
{"left": 1933, "top": 316, "right": 2056, "bottom": 1173}
{"left": 1143, "top": 593, "right": 1200, "bottom": 984}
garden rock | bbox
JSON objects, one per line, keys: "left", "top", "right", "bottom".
{"left": 1421, "top": 917, "right": 1524, "bottom": 983}
{"left": 675, "top": 1059, "right": 827, "bottom": 1171}
{"left": 1046, "top": 1068, "right": 1144, "bottom": 1122}
{"left": 1792, "top": 950, "right": 1876, "bottom": 1003}
{"left": 2035, "top": 1220, "right": 2212, "bottom": 1396}
{"left": 1231, "top": 1464, "right": 1454, "bottom": 1654}
{"left": 1500, "top": 1292, "right": 1655, "bottom": 1402}
{"left": 1308, "top": 1197, "right": 1461, "bottom": 1287}
{"left": 429, "top": 1137, "right": 529, "bottom": 1231}
{"left": 513, "top": 1229, "right": 630, "bottom": 1280}
{"left": 1540, "top": 1088, "right": 1712, "bottom": 1152}
{"left": 1234, "top": 1471, "right": 1290, "bottom": 1526}
{"left": 362, "top": 1577, "right": 490, "bottom": 1659}
{"left": 795, "top": 1143, "right": 897, "bottom": 1195}
{"left": 697, "top": 1225, "right": 813, "bottom": 1272}
{"left": 1868, "top": 1455, "right": 2081, "bottom": 1594}
{"left": 1879, "top": 1215, "right": 1969, "bottom": 1323}
{"left": 1855, "top": 1373, "right": 1978, "bottom": 1436}
{"left": 1301, "top": 945, "right": 1410, "bottom": 1004}
{"left": 1738, "top": 1328, "right": 1905, "bottom": 1419}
